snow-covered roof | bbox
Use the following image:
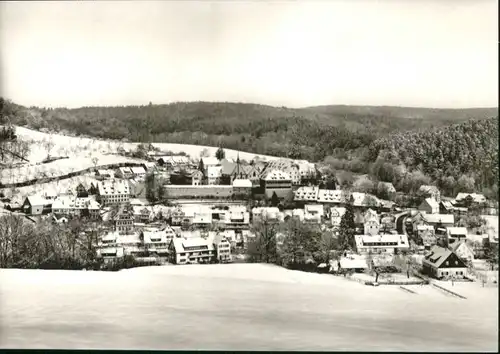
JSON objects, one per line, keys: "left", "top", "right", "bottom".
{"left": 232, "top": 179, "right": 252, "bottom": 188}
{"left": 355, "top": 234, "right": 409, "bottom": 249}
{"left": 294, "top": 186, "right": 319, "bottom": 201}
{"left": 131, "top": 166, "right": 146, "bottom": 175}
{"left": 317, "top": 189, "right": 346, "bottom": 204}
{"left": 422, "top": 197, "right": 439, "bottom": 209}
{"left": 26, "top": 195, "right": 52, "bottom": 207}
{"left": 202, "top": 157, "right": 220, "bottom": 166}
{"left": 207, "top": 165, "right": 222, "bottom": 178}
{"left": 142, "top": 229, "right": 173, "bottom": 243}
{"left": 446, "top": 227, "right": 467, "bottom": 236}
{"left": 423, "top": 213, "right": 454, "bottom": 225}
{"left": 118, "top": 167, "right": 133, "bottom": 174}
{"left": 330, "top": 207, "right": 346, "bottom": 217}
{"left": 97, "top": 179, "right": 130, "bottom": 196}
{"left": 263, "top": 169, "right": 291, "bottom": 181}
{"left": 455, "top": 193, "right": 487, "bottom": 203}
{"left": 339, "top": 257, "right": 368, "bottom": 269}
{"left": 52, "top": 196, "right": 75, "bottom": 209}
{"left": 171, "top": 237, "right": 215, "bottom": 252}
{"left": 305, "top": 204, "right": 324, "bottom": 214}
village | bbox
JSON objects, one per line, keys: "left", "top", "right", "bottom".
{"left": 0, "top": 141, "right": 498, "bottom": 288}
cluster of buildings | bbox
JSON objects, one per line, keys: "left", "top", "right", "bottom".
{"left": 2, "top": 149, "right": 498, "bottom": 280}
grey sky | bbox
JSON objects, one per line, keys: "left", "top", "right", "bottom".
{"left": 1, "top": 1, "right": 498, "bottom": 108}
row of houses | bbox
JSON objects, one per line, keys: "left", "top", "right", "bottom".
{"left": 97, "top": 225, "right": 233, "bottom": 265}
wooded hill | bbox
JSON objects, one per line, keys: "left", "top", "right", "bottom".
{"left": 1, "top": 98, "right": 498, "bottom": 199}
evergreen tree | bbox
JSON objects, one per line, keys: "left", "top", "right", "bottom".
{"left": 338, "top": 200, "right": 355, "bottom": 251}
{"left": 270, "top": 191, "right": 280, "bottom": 207}
{"left": 146, "top": 172, "right": 157, "bottom": 203}
{"left": 215, "top": 146, "right": 225, "bottom": 161}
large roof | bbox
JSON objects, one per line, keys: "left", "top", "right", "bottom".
{"left": 423, "top": 213, "right": 454, "bottom": 225}
{"left": 355, "top": 234, "right": 409, "bottom": 248}
{"left": 423, "top": 245, "right": 461, "bottom": 268}
{"left": 294, "top": 186, "right": 319, "bottom": 201}
{"left": 97, "top": 179, "right": 130, "bottom": 196}
{"left": 317, "top": 189, "right": 346, "bottom": 204}
{"left": 201, "top": 157, "right": 220, "bottom": 166}
{"left": 26, "top": 195, "right": 52, "bottom": 207}
{"left": 446, "top": 227, "right": 467, "bottom": 236}
{"left": 422, "top": 197, "right": 439, "bottom": 209}
{"left": 455, "top": 193, "right": 487, "bottom": 203}
{"left": 263, "top": 169, "right": 291, "bottom": 181}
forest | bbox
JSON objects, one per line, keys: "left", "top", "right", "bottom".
{"left": 1, "top": 98, "right": 498, "bottom": 199}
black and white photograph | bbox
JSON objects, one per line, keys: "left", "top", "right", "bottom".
{"left": 0, "top": 0, "right": 498, "bottom": 351}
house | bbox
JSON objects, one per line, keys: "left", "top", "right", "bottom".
{"left": 295, "top": 160, "right": 317, "bottom": 182}
{"left": 294, "top": 186, "right": 320, "bottom": 203}
{"left": 440, "top": 200, "right": 467, "bottom": 215}
{"left": 116, "top": 167, "right": 134, "bottom": 179}
{"left": 450, "top": 241, "right": 475, "bottom": 263}
{"left": 363, "top": 208, "right": 380, "bottom": 236}
{"left": 220, "top": 159, "right": 237, "bottom": 179}
{"left": 422, "top": 245, "right": 468, "bottom": 279}
{"left": 232, "top": 179, "right": 252, "bottom": 197}
{"left": 207, "top": 166, "right": 222, "bottom": 185}
{"left": 317, "top": 189, "right": 348, "bottom": 205}
{"left": 225, "top": 206, "right": 250, "bottom": 228}
{"left": 133, "top": 206, "right": 154, "bottom": 223}
{"left": 200, "top": 157, "right": 220, "bottom": 173}
{"left": 192, "top": 206, "right": 212, "bottom": 227}
{"left": 262, "top": 169, "right": 292, "bottom": 199}
{"left": 191, "top": 170, "right": 204, "bottom": 186}
{"left": 338, "top": 256, "right": 368, "bottom": 273}
{"left": 415, "top": 225, "right": 436, "bottom": 247}
{"left": 230, "top": 164, "right": 261, "bottom": 186}
{"left": 211, "top": 233, "right": 232, "bottom": 263}
{"left": 95, "top": 169, "right": 115, "bottom": 179}
{"left": 130, "top": 166, "right": 147, "bottom": 178}
{"left": 455, "top": 193, "right": 487, "bottom": 205}
{"left": 157, "top": 155, "right": 191, "bottom": 168}
{"left": 330, "top": 207, "right": 346, "bottom": 228}
{"left": 22, "top": 196, "right": 53, "bottom": 215}
{"left": 252, "top": 207, "right": 283, "bottom": 222}
{"left": 52, "top": 196, "right": 101, "bottom": 219}
{"left": 419, "top": 185, "right": 441, "bottom": 203}
{"left": 97, "top": 179, "right": 130, "bottom": 206}
{"left": 351, "top": 192, "right": 380, "bottom": 210}
{"left": 355, "top": 234, "right": 410, "bottom": 254}
{"left": 445, "top": 227, "right": 468, "bottom": 246}
{"left": 304, "top": 204, "right": 324, "bottom": 223}
{"left": 263, "top": 159, "right": 301, "bottom": 185}
{"left": 114, "top": 204, "right": 135, "bottom": 235}
{"left": 169, "top": 237, "right": 216, "bottom": 264}
{"left": 141, "top": 227, "right": 175, "bottom": 259}
{"left": 413, "top": 212, "right": 454, "bottom": 230}
{"left": 419, "top": 198, "right": 440, "bottom": 214}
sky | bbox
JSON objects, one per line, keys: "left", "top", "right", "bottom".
{"left": 0, "top": 0, "right": 498, "bottom": 109}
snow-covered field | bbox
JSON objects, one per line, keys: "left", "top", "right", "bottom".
{"left": 1, "top": 126, "right": 281, "bottom": 186}
{"left": 0, "top": 154, "right": 144, "bottom": 185}
{"left": 0, "top": 264, "right": 497, "bottom": 351}
{"left": 14, "top": 126, "right": 280, "bottom": 164}
{"left": 2, "top": 175, "right": 100, "bottom": 204}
